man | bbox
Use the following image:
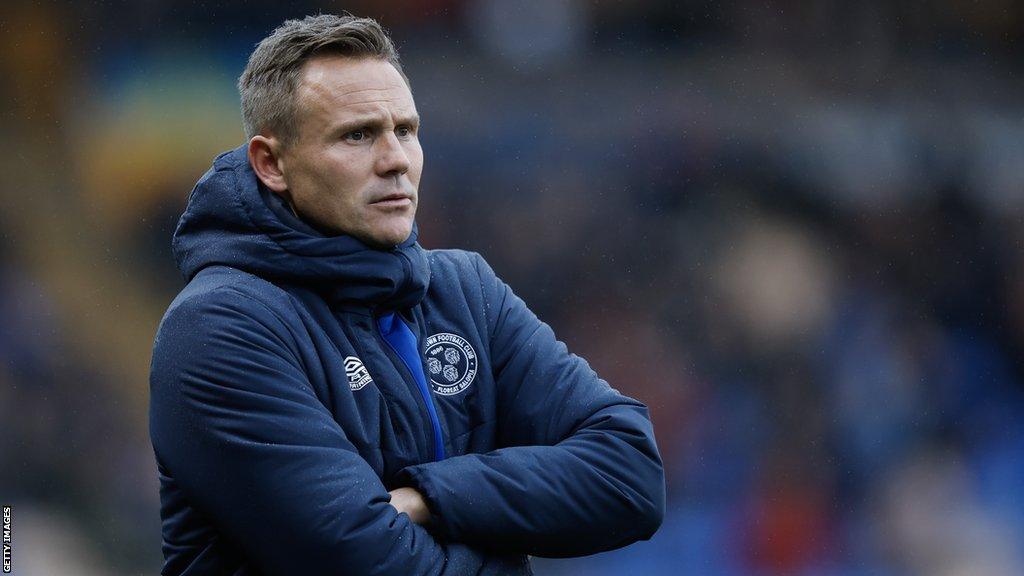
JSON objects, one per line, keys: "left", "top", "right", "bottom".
{"left": 149, "top": 14, "right": 664, "bottom": 575}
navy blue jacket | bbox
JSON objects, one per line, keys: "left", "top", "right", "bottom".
{"left": 148, "top": 145, "right": 665, "bottom": 575}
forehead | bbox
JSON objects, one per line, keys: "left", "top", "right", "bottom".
{"left": 294, "top": 55, "right": 416, "bottom": 125}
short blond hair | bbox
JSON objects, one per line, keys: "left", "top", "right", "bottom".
{"left": 238, "top": 14, "right": 408, "bottom": 144}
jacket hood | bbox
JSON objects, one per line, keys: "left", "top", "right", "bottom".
{"left": 172, "top": 144, "right": 430, "bottom": 311}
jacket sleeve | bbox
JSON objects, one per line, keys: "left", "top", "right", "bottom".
{"left": 396, "top": 254, "right": 666, "bottom": 557}
{"left": 149, "top": 287, "right": 527, "bottom": 576}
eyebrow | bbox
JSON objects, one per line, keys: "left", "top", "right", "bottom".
{"left": 328, "top": 112, "right": 420, "bottom": 135}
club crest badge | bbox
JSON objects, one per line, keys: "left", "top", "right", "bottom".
{"left": 424, "top": 333, "right": 478, "bottom": 396}
{"left": 344, "top": 356, "right": 373, "bottom": 391}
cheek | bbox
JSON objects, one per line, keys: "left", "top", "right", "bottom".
{"left": 407, "top": 144, "right": 425, "bottom": 183}
{"left": 316, "top": 152, "right": 369, "bottom": 195}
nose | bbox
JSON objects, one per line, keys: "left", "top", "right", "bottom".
{"left": 374, "top": 131, "right": 410, "bottom": 178}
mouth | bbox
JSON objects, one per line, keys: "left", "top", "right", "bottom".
{"left": 370, "top": 193, "right": 414, "bottom": 209}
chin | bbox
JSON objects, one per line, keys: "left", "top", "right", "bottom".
{"left": 388, "top": 228, "right": 414, "bottom": 246}
{"left": 366, "top": 225, "right": 413, "bottom": 248}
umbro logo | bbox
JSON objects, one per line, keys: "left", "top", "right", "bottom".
{"left": 343, "top": 356, "right": 373, "bottom": 391}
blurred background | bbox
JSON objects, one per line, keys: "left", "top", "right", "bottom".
{"left": 2, "top": 0, "right": 1024, "bottom": 574}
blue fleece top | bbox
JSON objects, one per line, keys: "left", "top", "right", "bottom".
{"left": 149, "top": 144, "right": 665, "bottom": 575}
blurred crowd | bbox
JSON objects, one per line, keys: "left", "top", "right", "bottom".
{"left": 2, "top": 1, "right": 1023, "bottom": 574}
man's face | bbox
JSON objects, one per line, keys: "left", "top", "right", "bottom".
{"left": 277, "top": 55, "right": 422, "bottom": 247}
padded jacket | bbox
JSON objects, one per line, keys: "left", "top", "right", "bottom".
{"left": 148, "top": 144, "right": 665, "bottom": 575}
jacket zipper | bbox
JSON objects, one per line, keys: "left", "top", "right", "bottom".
{"left": 374, "top": 312, "right": 446, "bottom": 462}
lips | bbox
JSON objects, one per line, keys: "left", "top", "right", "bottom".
{"left": 371, "top": 193, "right": 412, "bottom": 204}
{"left": 370, "top": 193, "right": 414, "bottom": 209}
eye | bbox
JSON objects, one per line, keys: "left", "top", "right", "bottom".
{"left": 344, "top": 129, "right": 368, "bottom": 142}
{"left": 396, "top": 125, "right": 413, "bottom": 138}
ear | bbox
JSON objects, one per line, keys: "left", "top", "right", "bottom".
{"left": 247, "top": 135, "right": 289, "bottom": 195}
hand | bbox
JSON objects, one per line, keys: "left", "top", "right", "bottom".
{"left": 388, "top": 487, "right": 431, "bottom": 525}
